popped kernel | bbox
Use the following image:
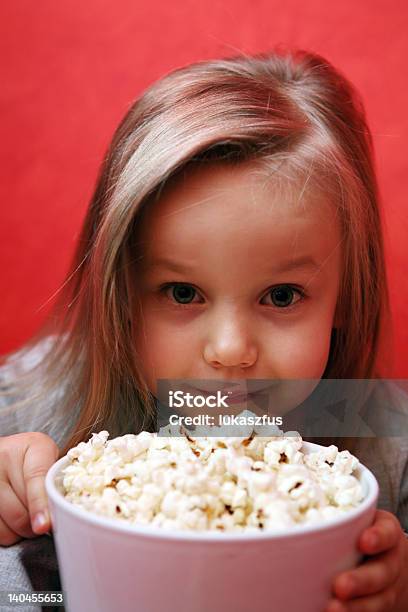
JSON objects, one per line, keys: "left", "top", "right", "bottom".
{"left": 61, "top": 429, "right": 364, "bottom": 532}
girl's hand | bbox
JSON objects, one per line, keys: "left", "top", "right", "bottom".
{"left": 325, "top": 510, "right": 408, "bottom": 612}
{"left": 0, "top": 432, "right": 59, "bottom": 546}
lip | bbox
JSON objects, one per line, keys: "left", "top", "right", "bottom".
{"left": 189, "top": 386, "right": 248, "bottom": 400}
{"left": 186, "top": 387, "right": 255, "bottom": 404}
{"left": 225, "top": 392, "right": 252, "bottom": 404}
{"left": 188, "top": 383, "right": 246, "bottom": 394}
{"left": 186, "top": 381, "right": 278, "bottom": 394}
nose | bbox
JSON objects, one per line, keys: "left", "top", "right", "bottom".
{"left": 202, "top": 306, "right": 258, "bottom": 370}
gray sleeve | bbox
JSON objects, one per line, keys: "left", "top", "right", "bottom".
{"left": 0, "top": 341, "right": 66, "bottom": 610}
{"left": 369, "top": 382, "right": 408, "bottom": 533}
{"left": 0, "top": 337, "right": 79, "bottom": 449}
{"left": 382, "top": 382, "right": 408, "bottom": 533}
{"left": 0, "top": 337, "right": 56, "bottom": 437}
{"left": 397, "top": 453, "right": 408, "bottom": 534}
{"left": 0, "top": 534, "right": 64, "bottom": 611}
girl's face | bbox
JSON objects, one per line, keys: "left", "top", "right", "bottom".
{"left": 133, "top": 160, "right": 342, "bottom": 411}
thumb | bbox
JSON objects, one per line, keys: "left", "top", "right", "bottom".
{"left": 23, "top": 436, "right": 59, "bottom": 534}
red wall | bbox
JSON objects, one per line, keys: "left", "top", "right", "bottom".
{"left": 1, "top": 0, "right": 407, "bottom": 375}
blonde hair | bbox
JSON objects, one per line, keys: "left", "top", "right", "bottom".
{"left": 1, "top": 47, "right": 393, "bottom": 458}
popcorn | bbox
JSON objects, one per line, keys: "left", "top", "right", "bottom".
{"left": 61, "top": 430, "right": 364, "bottom": 533}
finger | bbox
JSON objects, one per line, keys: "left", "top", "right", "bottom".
{"left": 23, "top": 439, "right": 58, "bottom": 534}
{"left": 326, "top": 586, "right": 397, "bottom": 612}
{"left": 359, "top": 510, "right": 400, "bottom": 555}
{"left": 332, "top": 548, "right": 400, "bottom": 600}
{"left": 0, "top": 479, "right": 36, "bottom": 539}
{"left": 6, "top": 448, "right": 30, "bottom": 509}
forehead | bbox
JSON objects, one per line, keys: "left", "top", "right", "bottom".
{"left": 134, "top": 160, "right": 341, "bottom": 263}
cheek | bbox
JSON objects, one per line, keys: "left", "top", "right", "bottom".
{"left": 132, "top": 312, "right": 194, "bottom": 392}
{"left": 260, "top": 323, "right": 333, "bottom": 415}
{"left": 265, "top": 320, "right": 332, "bottom": 379}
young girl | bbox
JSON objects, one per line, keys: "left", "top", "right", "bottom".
{"left": 1, "top": 47, "right": 408, "bottom": 611}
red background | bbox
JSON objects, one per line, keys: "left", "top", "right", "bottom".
{"left": 0, "top": 1, "right": 407, "bottom": 375}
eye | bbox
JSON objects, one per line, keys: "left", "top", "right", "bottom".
{"left": 262, "top": 285, "right": 304, "bottom": 308}
{"left": 159, "top": 282, "right": 305, "bottom": 309}
{"left": 162, "top": 283, "right": 202, "bottom": 305}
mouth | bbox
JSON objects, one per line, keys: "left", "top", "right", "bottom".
{"left": 186, "top": 381, "right": 278, "bottom": 395}
{"left": 224, "top": 391, "right": 252, "bottom": 404}
{"left": 184, "top": 386, "right": 268, "bottom": 405}
{"left": 185, "top": 385, "right": 248, "bottom": 402}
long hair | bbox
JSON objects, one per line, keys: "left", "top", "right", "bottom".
{"left": 1, "top": 47, "right": 393, "bottom": 459}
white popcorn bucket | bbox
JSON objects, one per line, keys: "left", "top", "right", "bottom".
{"left": 45, "top": 441, "right": 378, "bottom": 612}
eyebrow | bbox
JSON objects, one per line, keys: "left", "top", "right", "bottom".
{"left": 149, "top": 256, "right": 319, "bottom": 274}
